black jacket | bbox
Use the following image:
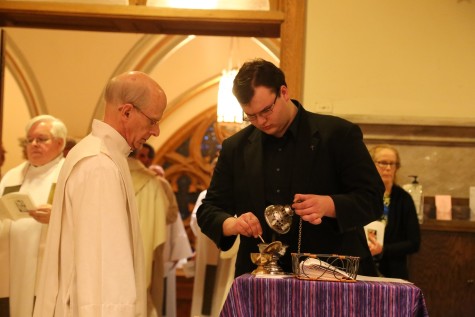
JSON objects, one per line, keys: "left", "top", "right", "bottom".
{"left": 378, "top": 185, "right": 421, "bottom": 279}
{"left": 197, "top": 101, "right": 385, "bottom": 277}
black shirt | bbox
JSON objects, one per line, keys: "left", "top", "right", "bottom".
{"left": 263, "top": 101, "right": 302, "bottom": 206}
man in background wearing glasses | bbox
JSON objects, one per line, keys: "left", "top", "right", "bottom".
{"left": 197, "top": 59, "right": 385, "bottom": 277}
{"left": 0, "top": 115, "right": 67, "bottom": 317}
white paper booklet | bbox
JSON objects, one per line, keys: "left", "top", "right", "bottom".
{"left": 0, "top": 192, "right": 37, "bottom": 220}
{"left": 364, "top": 220, "right": 385, "bottom": 247}
{"left": 356, "top": 275, "right": 413, "bottom": 284}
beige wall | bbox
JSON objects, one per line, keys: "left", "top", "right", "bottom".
{"left": 302, "top": 0, "right": 475, "bottom": 200}
{"left": 304, "top": 0, "right": 475, "bottom": 123}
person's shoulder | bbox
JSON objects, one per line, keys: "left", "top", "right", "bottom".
{"left": 64, "top": 134, "right": 102, "bottom": 163}
{"left": 221, "top": 123, "right": 259, "bottom": 150}
{"left": 2, "top": 161, "right": 29, "bottom": 177}
{"left": 156, "top": 175, "right": 172, "bottom": 190}
{"left": 228, "top": 123, "right": 256, "bottom": 139}
{"left": 0, "top": 161, "right": 29, "bottom": 186}
{"left": 71, "top": 153, "right": 118, "bottom": 176}
{"left": 304, "top": 109, "right": 355, "bottom": 128}
{"left": 392, "top": 185, "right": 414, "bottom": 201}
{"left": 131, "top": 165, "right": 156, "bottom": 180}
{"left": 302, "top": 109, "right": 360, "bottom": 141}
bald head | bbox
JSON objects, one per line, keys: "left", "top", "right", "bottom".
{"left": 105, "top": 71, "right": 166, "bottom": 110}
{"left": 102, "top": 71, "right": 167, "bottom": 150}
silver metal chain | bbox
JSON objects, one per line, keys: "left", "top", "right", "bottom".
{"left": 298, "top": 217, "right": 302, "bottom": 254}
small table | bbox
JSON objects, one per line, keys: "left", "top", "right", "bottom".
{"left": 220, "top": 274, "right": 429, "bottom": 317}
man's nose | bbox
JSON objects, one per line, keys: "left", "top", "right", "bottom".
{"left": 150, "top": 125, "right": 160, "bottom": 137}
{"left": 256, "top": 114, "right": 267, "bottom": 125}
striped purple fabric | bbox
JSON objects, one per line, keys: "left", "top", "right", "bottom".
{"left": 220, "top": 274, "right": 429, "bottom": 317}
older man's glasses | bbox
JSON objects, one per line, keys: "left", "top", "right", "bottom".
{"left": 243, "top": 94, "right": 278, "bottom": 122}
{"left": 132, "top": 104, "right": 159, "bottom": 126}
{"left": 375, "top": 161, "right": 399, "bottom": 169}
{"left": 26, "top": 136, "right": 51, "bottom": 145}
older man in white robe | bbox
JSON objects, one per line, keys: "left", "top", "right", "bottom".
{"left": 34, "top": 71, "right": 168, "bottom": 317}
{"left": 0, "top": 114, "right": 67, "bottom": 317}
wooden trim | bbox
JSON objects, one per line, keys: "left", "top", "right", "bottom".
{"left": 359, "top": 122, "right": 475, "bottom": 147}
{"left": 420, "top": 219, "right": 475, "bottom": 233}
{"left": 0, "top": 2, "right": 284, "bottom": 37}
{"left": 0, "top": 30, "right": 4, "bottom": 167}
{"left": 279, "top": 0, "right": 306, "bottom": 100}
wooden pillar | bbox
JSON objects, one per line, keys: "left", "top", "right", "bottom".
{"left": 0, "top": 29, "right": 5, "bottom": 174}
{"left": 279, "top": 0, "right": 306, "bottom": 100}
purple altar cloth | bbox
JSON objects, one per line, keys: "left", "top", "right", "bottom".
{"left": 220, "top": 274, "right": 429, "bottom": 317}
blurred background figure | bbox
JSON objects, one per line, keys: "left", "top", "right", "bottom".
{"left": 0, "top": 114, "right": 67, "bottom": 317}
{"left": 128, "top": 152, "right": 168, "bottom": 317}
{"left": 189, "top": 154, "right": 219, "bottom": 236}
{"left": 149, "top": 164, "right": 165, "bottom": 178}
{"left": 18, "top": 138, "right": 28, "bottom": 160}
{"left": 190, "top": 154, "right": 238, "bottom": 317}
{"left": 136, "top": 143, "right": 155, "bottom": 168}
{"left": 139, "top": 144, "right": 192, "bottom": 317}
{"left": 62, "top": 137, "right": 77, "bottom": 157}
{"left": 367, "top": 144, "right": 421, "bottom": 280}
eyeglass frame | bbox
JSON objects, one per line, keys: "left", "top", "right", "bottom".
{"left": 26, "top": 136, "right": 52, "bottom": 145}
{"left": 131, "top": 103, "right": 160, "bottom": 126}
{"left": 243, "top": 94, "right": 279, "bottom": 122}
{"left": 374, "top": 160, "right": 400, "bottom": 169}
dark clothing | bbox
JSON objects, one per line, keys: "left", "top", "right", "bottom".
{"left": 263, "top": 113, "right": 298, "bottom": 206}
{"left": 377, "top": 185, "right": 421, "bottom": 280}
{"left": 197, "top": 100, "right": 385, "bottom": 277}
{"left": 0, "top": 298, "right": 9, "bottom": 317}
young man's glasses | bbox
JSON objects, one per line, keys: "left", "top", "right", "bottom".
{"left": 243, "top": 94, "right": 278, "bottom": 123}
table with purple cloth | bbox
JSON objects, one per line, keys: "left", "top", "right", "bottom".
{"left": 220, "top": 274, "right": 429, "bottom": 317}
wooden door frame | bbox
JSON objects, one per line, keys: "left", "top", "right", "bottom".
{"left": 0, "top": 0, "right": 306, "bottom": 141}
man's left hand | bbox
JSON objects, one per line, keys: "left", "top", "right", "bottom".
{"left": 292, "top": 194, "right": 336, "bottom": 225}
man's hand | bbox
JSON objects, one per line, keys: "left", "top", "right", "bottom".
{"left": 292, "top": 194, "right": 336, "bottom": 225}
{"left": 28, "top": 204, "right": 51, "bottom": 224}
{"left": 223, "top": 212, "right": 262, "bottom": 238}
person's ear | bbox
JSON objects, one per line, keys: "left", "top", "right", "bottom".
{"left": 119, "top": 103, "right": 133, "bottom": 119}
{"left": 55, "top": 138, "right": 65, "bottom": 152}
{"left": 280, "top": 85, "right": 289, "bottom": 101}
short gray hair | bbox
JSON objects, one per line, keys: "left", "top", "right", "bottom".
{"left": 25, "top": 115, "right": 68, "bottom": 151}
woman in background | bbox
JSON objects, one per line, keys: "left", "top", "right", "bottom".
{"left": 368, "top": 144, "right": 421, "bottom": 280}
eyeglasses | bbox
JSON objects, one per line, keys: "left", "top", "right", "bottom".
{"left": 132, "top": 104, "right": 160, "bottom": 126}
{"left": 375, "top": 161, "right": 399, "bottom": 169}
{"left": 26, "top": 136, "right": 52, "bottom": 145}
{"left": 243, "top": 94, "right": 278, "bottom": 122}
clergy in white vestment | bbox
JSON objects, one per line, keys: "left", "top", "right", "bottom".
{"left": 127, "top": 156, "right": 168, "bottom": 317}
{"left": 0, "top": 115, "right": 67, "bottom": 317}
{"left": 147, "top": 163, "right": 192, "bottom": 317}
{"left": 33, "top": 71, "right": 168, "bottom": 317}
{"left": 147, "top": 163, "right": 193, "bottom": 317}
